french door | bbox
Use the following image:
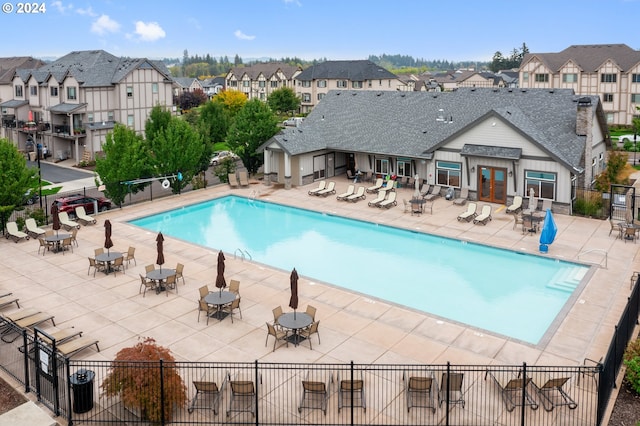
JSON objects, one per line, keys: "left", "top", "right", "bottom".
{"left": 478, "top": 166, "right": 507, "bottom": 204}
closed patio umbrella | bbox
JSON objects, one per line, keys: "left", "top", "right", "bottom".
{"left": 156, "top": 232, "right": 165, "bottom": 272}
{"left": 539, "top": 210, "right": 557, "bottom": 253}
{"left": 215, "top": 250, "right": 226, "bottom": 294}
{"left": 413, "top": 174, "right": 420, "bottom": 199}
{"left": 51, "top": 203, "right": 61, "bottom": 236}
{"left": 104, "top": 220, "right": 113, "bottom": 254}
{"left": 289, "top": 268, "right": 299, "bottom": 319}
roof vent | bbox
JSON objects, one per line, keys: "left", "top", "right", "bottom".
{"left": 376, "top": 92, "right": 382, "bottom": 96}
{"left": 549, "top": 89, "right": 554, "bottom": 94}
{"left": 521, "top": 89, "right": 527, "bottom": 93}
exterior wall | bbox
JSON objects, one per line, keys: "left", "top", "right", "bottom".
{"left": 119, "top": 68, "right": 173, "bottom": 135}
{"left": 225, "top": 68, "right": 301, "bottom": 102}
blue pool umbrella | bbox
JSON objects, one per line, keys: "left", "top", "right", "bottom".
{"left": 539, "top": 209, "right": 557, "bottom": 253}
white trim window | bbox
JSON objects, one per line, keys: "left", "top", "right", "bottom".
{"left": 67, "top": 86, "right": 77, "bottom": 100}
{"left": 15, "top": 85, "right": 23, "bottom": 97}
{"left": 352, "top": 81, "right": 363, "bottom": 89}
{"left": 50, "top": 86, "right": 58, "bottom": 97}
{"left": 317, "top": 80, "right": 327, "bottom": 88}
{"left": 127, "top": 114, "right": 134, "bottom": 127}
{"left": 152, "top": 83, "right": 158, "bottom": 94}
{"left": 126, "top": 86, "right": 133, "bottom": 98}
{"left": 562, "top": 73, "right": 578, "bottom": 83}
{"left": 525, "top": 171, "right": 556, "bottom": 200}
{"left": 337, "top": 80, "right": 347, "bottom": 88}
{"left": 436, "top": 161, "right": 461, "bottom": 187}
{"left": 374, "top": 158, "right": 389, "bottom": 175}
{"left": 397, "top": 159, "right": 412, "bottom": 177}
{"left": 301, "top": 81, "right": 311, "bottom": 88}
{"left": 302, "top": 93, "right": 311, "bottom": 103}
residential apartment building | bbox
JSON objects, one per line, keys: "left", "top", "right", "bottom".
{"left": 173, "top": 77, "right": 204, "bottom": 97}
{"left": 519, "top": 44, "right": 640, "bottom": 126}
{"left": 225, "top": 62, "right": 302, "bottom": 101}
{"left": 0, "top": 50, "right": 174, "bottom": 162}
{"left": 294, "top": 60, "right": 405, "bottom": 113}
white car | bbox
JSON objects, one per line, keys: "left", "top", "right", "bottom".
{"left": 618, "top": 134, "right": 637, "bottom": 144}
{"left": 283, "top": 117, "right": 304, "bottom": 127}
{"left": 210, "top": 151, "right": 239, "bottom": 166}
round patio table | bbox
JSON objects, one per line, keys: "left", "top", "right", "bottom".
{"left": 147, "top": 268, "right": 176, "bottom": 293}
{"left": 278, "top": 312, "right": 312, "bottom": 346}
{"left": 44, "top": 233, "right": 71, "bottom": 253}
{"left": 95, "top": 252, "right": 122, "bottom": 274}
{"left": 204, "top": 291, "right": 236, "bottom": 321}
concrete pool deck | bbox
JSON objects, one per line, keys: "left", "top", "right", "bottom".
{"left": 1, "top": 177, "right": 638, "bottom": 422}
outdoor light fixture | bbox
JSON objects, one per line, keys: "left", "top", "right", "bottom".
{"left": 470, "top": 166, "right": 475, "bottom": 173}
{"left": 508, "top": 170, "right": 513, "bottom": 177}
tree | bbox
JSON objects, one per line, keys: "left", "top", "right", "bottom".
{"left": 267, "top": 87, "right": 300, "bottom": 115}
{"left": 594, "top": 150, "right": 629, "bottom": 192}
{"left": 199, "top": 100, "right": 230, "bottom": 144}
{"left": 213, "top": 90, "right": 247, "bottom": 118}
{"left": 0, "top": 139, "right": 37, "bottom": 230}
{"left": 145, "top": 105, "right": 172, "bottom": 143}
{"left": 174, "top": 89, "right": 208, "bottom": 112}
{"left": 225, "top": 99, "right": 280, "bottom": 174}
{"left": 95, "top": 124, "right": 151, "bottom": 206}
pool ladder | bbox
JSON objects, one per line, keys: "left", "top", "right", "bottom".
{"left": 576, "top": 248, "right": 607, "bottom": 269}
{"left": 234, "top": 248, "right": 252, "bottom": 262}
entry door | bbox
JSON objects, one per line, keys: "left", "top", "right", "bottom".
{"left": 478, "top": 166, "right": 507, "bottom": 204}
{"left": 326, "top": 153, "right": 335, "bottom": 178}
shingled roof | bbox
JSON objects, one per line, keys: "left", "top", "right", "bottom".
{"left": 266, "top": 88, "right": 602, "bottom": 172}
{"left": 228, "top": 62, "right": 301, "bottom": 80}
{"left": 295, "top": 60, "right": 397, "bottom": 81}
{"left": 522, "top": 44, "right": 640, "bottom": 72}
{"left": 0, "top": 56, "right": 46, "bottom": 84}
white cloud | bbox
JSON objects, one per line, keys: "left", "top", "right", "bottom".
{"left": 51, "top": 1, "right": 73, "bottom": 14}
{"left": 234, "top": 30, "right": 255, "bottom": 41}
{"left": 91, "top": 15, "right": 120, "bottom": 35}
{"left": 134, "top": 21, "right": 166, "bottom": 42}
{"left": 76, "top": 6, "right": 97, "bottom": 17}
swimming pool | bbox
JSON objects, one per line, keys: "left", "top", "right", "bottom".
{"left": 130, "top": 195, "right": 590, "bottom": 344}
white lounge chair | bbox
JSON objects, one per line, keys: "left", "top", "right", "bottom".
{"left": 457, "top": 202, "right": 477, "bottom": 222}
{"left": 336, "top": 185, "right": 355, "bottom": 201}
{"left": 6, "top": 222, "right": 29, "bottom": 242}
{"left": 368, "top": 189, "right": 388, "bottom": 207}
{"left": 366, "top": 178, "right": 384, "bottom": 193}
{"left": 316, "top": 181, "right": 336, "bottom": 197}
{"left": 308, "top": 181, "right": 326, "bottom": 195}
{"left": 473, "top": 204, "right": 493, "bottom": 225}
{"left": 346, "top": 186, "right": 366, "bottom": 202}
{"left": 75, "top": 206, "right": 96, "bottom": 225}
{"left": 58, "top": 211, "right": 80, "bottom": 230}
{"left": 506, "top": 195, "right": 523, "bottom": 214}
{"left": 424, "top": 185, "right": 442, "bottom": 201}
{"left": 379, "top": 191, "right": 397, "bottom": 208}
{"left": 25, "top": 218, "right": 45, "bottom": 238}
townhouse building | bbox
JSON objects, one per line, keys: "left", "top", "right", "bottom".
{"left": 0, "top": 50, "right": 175, "bottom": 163}
{"left": 225, "top": 62, "right": 302, "bottom": 101}
{"left": 519, "top": 44, "right": 640, "bottom": 126}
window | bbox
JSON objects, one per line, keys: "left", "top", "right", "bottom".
{"left": 126, "top": 86, "right": 133, "bottom": 98}
{"left": 352, "top": 81, "right": 363, "bottom": 89}
{"left": 302, "top": 93, "right": 311, "bottom": 103}
{"left": 108, "top": 111, "right": 114, "bottom": 121}
{"left": 30, "top": 86, "right": 37, "bottom": 96}
{"left": 242, "top": 81, "right": 249, "bottom": 87}
{"left": 258, "top": 80, "right": 266, "bottom": 88}
{"left": 229, "top": 80, "right": 237, "bottom": 87}
{"left": 270, "top": 81, "right": 278, "bottom": 88}
{"left": 50, "top": 86, "right": 58, "bottom": 97}
{"left": 601, "top": 73, "right": 617, "bottom": 83}
{"left": 534, "top": 73, "right": 549, "bottom": 83}
{"left": 397, "top": 160, "right": 412, "bottom": 177}
{"left": 562, "top": 73, "right": 578, "bottom": 83}
{"left": 435, "top": 161, "right": 461, "bottom": 188}
{"left": 633, "top": 74, "right": 640, "bottom": 83}
{"left": 522, "top": 72, "right": 529, "bottom": 82}
{"left": 317, "top": 80, "right": 327, "bottom": 88}
{"left": 632, "top": 94, "right": 640, "bottom": 103}
{"left": 87, "top": 113, "right": 94, "bottom": 123}
{"left": 603, "top": 93, "right": 614, "bottom": 102}
{"left": 605, "top": 112, "right": 614, "bottom": 123}
{"left": 67, "top": 86, "right": 76, "bottom": 100}
{"left": 337, "top": 80, "right": 347, "bottom": 88}
{"left": 301, "top": 81, "right": 311, "bottom": 88}
{"left": 374, "top": 158, "right": 389, "bottom": 175}
{"left": 152, "top": 83, "right": 158, "bottom": 94}
{"left": 15, "top": 85, "right": 23, "bottom": 97}
{"left": 127, "top": 115, "right": 134, "bottom": 127}
{"left": 317, "top": 93, "right": 325, "bottom": 101}
{"left": 525, "top": 171, "right": 556, "bottom": 200}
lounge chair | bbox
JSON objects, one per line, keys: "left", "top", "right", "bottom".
{"left": 228, "top": 173, "right": 240, "bottom": 188}
{"left": 457, "top": 202, "right": 477, "bottom": 222}
{"left": 75, "top": 206, "right": 96, "bottom": 225}
{"left": 227, "top": 372, "right": 260, "bottom": 417}
{"left": 346, "top": 186, "right": 366, "bottom": 202}
{"left": 473, "top": 204, "right": 492, "bottom": 225}
{"left": 383, "top": 180, "right": 395, "bottom": 191}
{"left": 2, "top": 312, "right": 56, "bottom": 343}
{"left": 506, "top": 195, "right": 523, "bottom": 214}
{"left": 336, "top": 184, "right": 355, "bottom": 201}
{"left": 366, "top": 178, "right": 384, "bottom": 193}
{"left": 0, "top": 293, "right": 20, "bottom": 310}
{"left": 419, "top": 183, "right": 431, "bottom": 198}
{"left": 6, "top": 221, "right": 29, "bottom": 242}
{"left": 485, "top": 370, "right": 538, "bottom": 412}
{"left": 25, "top": 218, "right": 45, "bottom": 238}
{"left": 56, "top": 336, "right": 100, "bottom": 357}
{"left": 316, "top": 181, "right": 336, "bottom": 197}
{"left": 238, "top": 171, "right": 250, "bottom": 187}
{"left": 308, "top": 180, "right": 326, "bottom": 195}
{"left": 346, "top": 169, "right": 355, "bottom": 180}
{"left": 424, "top": 185, "right": 442, "bottom": 201}
{"left": 378, "top": 191, "right": 397, "bottom": 208}
{"left": 188, "top": 371, "right": 228, "bottom": 415}
{"left": 338, "top": 370, "right": 366, "bottom": 412}
{"left": 453, "top": 188, "right": 469, "bottom": 205}
{"left": 529, "top": 373, "right": 577, "bottom": 411}
{"left": 298, "top": 370, "right": 332, "bottom": 415}
{"left": 403, "top": 370, "right": 436, "bottom": 413}
{"left": 58, "top": 211, "right": 80, "bottom": 230}
{"left": 367, "top": 189, "right": 388, "bottom": 207}
{"left": 522, "top": 196, "right": 539, "bottom": 216}
{"left": 438, "top": 372, "right": 465, "bottom": 408}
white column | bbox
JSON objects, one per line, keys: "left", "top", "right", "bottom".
{"left": 284, "top": 152, "right": 292, "bottom": 189}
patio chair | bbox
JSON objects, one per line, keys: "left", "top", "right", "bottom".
{"left": 403, "top": 370, "right": 436, "bottom": 413}
{"left": 227, "top": 373, "right": 261, "bottom": 417}
{"left": 88, "top": 257, "right": 105, "bottom": 277}
{"left": 578, "top": 357, "right": 602, "bottom": 386}
{"left": 338, "top": 370, "right": 366, "bottom": 412}
{"left": 95, "top": 248, "right": 104, "bottom": 257}
{"left": 308, "top": 180, "right": 326, "bottom": 195}
{"left": 457, "top": 202, "right": 477, "bottom": 222}
{"left": 513, "top": 213, "right": 525, "bottom": 232}
{"left": 424, "top": 185, "right": 442, "bottom": 201}
{"left": 485, "top": 370, "right": 538, "bottom": 412}
{"left": 453, "top": 188, "right": 469, "bottom": 205}
{"left": 228, "top": 279, "right": 240, "bottom": 296}
{"left": 438, "top": 372, "right": 465, "bottom": 408}
{"left": 38, "top": 237, "right": 53, "bottom": 255}
{"left": 473, "top": 204, "right": 492, "bottom": 225}
{"left": 61, "top": 237, "right": 73, "bottom": 254}
{"left": 123, "top": 246, "right": 137, "bottom": 267}
{"left": 75, "top": 206, "right": 96, "bottom": 225}
{"left": 188, "top": 371, "right": 228, "bottom": 414}
{"left": 70, "top": 228, "right": 79, "bottom": 247}
{"left": 379, "top": 191, "right": 397, "bottom": 208}
{"left": 139, "top": 274, "right": 156, "bottom": 297}
{"left": 25, "top": 218, "right": 45, "bottom": 238}
{"left": 367, "top": 189, "right": 388, "bottom": 207}
{"left": 111, "top": 256, "right": 124, "bottom": 275}
{"left": 58, "top": 211, "right": 80, "bottom": 230}
{"left": 624, "top": 225, "right": 637, "bottom": 243}
{"left": 403, "top": 199, "right": 411, "bottom": 213}
{"left": 228, "top": 173, "right": 240, "bottom": 188}
{"left": 506, "top": 195, "right": 523, "bottom": 214}
{"left": 265, "top": 322, "right": 289, "bottom": 351}
{"left": 529, "top": 373, "right": 577, "bottom": 411}
{"left": 238, "top": 171, "right": 250, "bottom": 187}
{"left": 298, "top": 321, "right": 320, "bottom": 350}
{"left": 366, "top": 178, "right": 384, "bottom": 193}
{"left": 346, "top": 186, "right": 366, "bottom": 202}
{"left": 609, "top": 219, "right": 623, "bottom": 238}
{"left": 6, "top": 221, "right": 29, "bottom": 242}
{"left": 164, "top": 274, "right": 178, "bottom": 296}
{"left": 336, "top": 184, "right": 355, "bottom": 201}
{"left": 221, "top": 297, "right": 242, "bottom": 323}
{"left": 316, "top": 181, "right": 336, "bottom": 197}
{"left": 197, "top": 297, "right": 215, "bottom": 325}
{"left": 175, "top": 262, "right": 185, "bottom": 285}
{"left": 298, "top": 370, "right": 333, "bottom": 415}
{"left": 305, "top": 305, "right": 317, "bottom": 321}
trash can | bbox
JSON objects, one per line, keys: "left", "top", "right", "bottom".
{"left": 70, "top": 369, "right": 95, "bottom": 414}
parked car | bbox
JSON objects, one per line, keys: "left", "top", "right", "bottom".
{"left": 22, "top": 189, "right": 39, "bottom": 205}
{"left": 52, "top": 194, "right": 112, "bottom": 217}
{"left": 618, "top": 134, "right": 637, "bottom": 144}
{"left": 210, "top": 150, "right": 239, "bottom": 166}
{"left": 283, "top": 117, "right": 304, "bottom": 127}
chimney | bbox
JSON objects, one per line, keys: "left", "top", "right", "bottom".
{"left": 576, "top": 97, "right": 592, "bottom": 136}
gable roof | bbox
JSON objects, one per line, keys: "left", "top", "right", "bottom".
{"left": 0, "top": 57, "right": 46, "bottom": 84}
{"left": 521, "top": 44, "right": 640, "bottom": 72}
{"left": 265, "top": 88, "right": 603, "bottom": 172}
{"left": 228, "top": 62, "right": 301, "bottom": 80}
{"left": 295, "top": 60, "right": 397, "bottom": 81}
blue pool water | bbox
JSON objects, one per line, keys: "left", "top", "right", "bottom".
{"left": 130, "top": 195, "right": 589, "bottom": 344}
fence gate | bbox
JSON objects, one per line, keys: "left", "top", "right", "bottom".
{"left": 609, "top": 184, "right": 636, "bottom": 222}
{"left": 32, "top": 327, "right": 65, "bottom": 417}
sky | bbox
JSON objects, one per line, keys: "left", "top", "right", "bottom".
{"left": 1, "top": 0, "right": 639, "bottom": 63}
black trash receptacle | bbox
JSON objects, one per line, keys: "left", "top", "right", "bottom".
{"left": 70, "top": 369, "right": 95, "bottom": 414}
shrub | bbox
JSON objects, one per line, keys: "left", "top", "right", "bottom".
{"left": 573, "top": 197, "right": 602, "bottom": 217}
{"left": 213, "top": 157, "right": 237, "bottom": 183}
{"left": 624, "top": 339, "right": 640, "bottom": 395}
{"left": 29, "top": 208, "right": 46, "bottom": 226}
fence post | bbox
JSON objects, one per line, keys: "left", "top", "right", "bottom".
{"left": 521, "top": 362, "right": 526, "bottom": 426}
{"left": 350, "top": 361, "right": 354, "bottom": 426}
{"left": 254, "top": 360, "right": 259, "bottom": 426}
{"left": 66, "top": 357, "right": 73, "bottom": 426}
{"left": 444, "top": 362, "right": 451, "bottom": 426}
{"left": 21, "top": 330, "right": 29, "bottom": 393}
{"left": 159, "top": 359, "right": 165, "bottom": 426}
